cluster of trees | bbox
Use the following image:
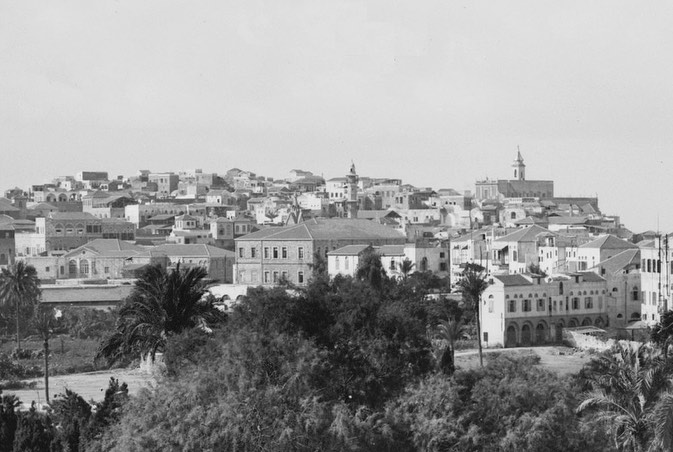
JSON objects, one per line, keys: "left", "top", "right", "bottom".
{"left": 0, "top": 378, "right": 128, "bottom": 451}
{"left": 9, "top": 255, "right": 673, "bottom": 450}
{"left": 82, "top": 258, "right": 618, "bottom": 450}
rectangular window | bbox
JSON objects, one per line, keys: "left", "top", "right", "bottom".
{"left": 523, "top": 300, "right": 531, "bottom": 312}
{"left": 264, "top": 247, "right": 269, "bottom": 259}
{"left": 273, "top": 271, "right": 279, "bottom": 283}
{"left": 251, "top": 248, "right": 256, "bottom": 258}
{"left": 238, "top": 247, "right": 244, "bottom": 258}
{"left": 488, "top": 299, "right": 494, "bottom": 313}
{"left": 572, "top": 297, "right": 580, "bottom": 310}
{"left": 281, "top": 271, "right": 288, "bottom": 280}
{"left": 264, "top": 271, "right": 270, "bottom": 283}
{"left": 273, "top": 247, "right": 279, "bottom": 259}
{"left": 585, "top": 297, "right": 593, "bottom": 309}
{"left": 298, "top": 271, "right": 304, "bottom": 284}
{"left": 45, "top": 267, "right": 50, "bottom": 272}
{"left": 335, "top": 257, "right": 340, "bottom": 270}
{"left": 281, "top": 247, "right": 288, "bottom": 259}
{"left": 298, "top": 247, "right": 304, "bottom": 259}
{"left": 508, "top": 300, "right": 516, "bottom": 312}
{"left": 537, "top": 299, "right": 545, "bottom": 311}
{"left": 440, "top": 262, "right": 447, "bottom": 271}
{"left": 251, "top": 271, "right": 258, "bottom": 282}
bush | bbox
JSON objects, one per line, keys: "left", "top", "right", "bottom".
{"left": 0, "top": 353, "right": 41, "bottom": 380}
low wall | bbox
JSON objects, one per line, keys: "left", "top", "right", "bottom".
{"left": 564, "top": 330, "right": 640, "bottom": 351}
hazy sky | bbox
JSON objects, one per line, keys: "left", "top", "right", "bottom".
{"left": 2, "top": 1, "right": 672, "bottom": 232}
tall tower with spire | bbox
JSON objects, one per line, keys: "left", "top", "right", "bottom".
{"left": 512, "top": 149, "right": 526, "bottom": 181}
{"left": 345, "top": 162, "right": 359, "bottom": 219}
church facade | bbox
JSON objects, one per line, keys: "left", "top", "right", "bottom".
{"left": 475, "top": 151, "right": 554, "bottom": 200}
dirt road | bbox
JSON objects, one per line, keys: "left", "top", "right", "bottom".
{"left": 5, "top": 369, "right": 155, "bottom": 410}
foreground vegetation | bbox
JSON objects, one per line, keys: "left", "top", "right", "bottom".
{"left": 3, "top": 260, "right": 673, "bottom": 450}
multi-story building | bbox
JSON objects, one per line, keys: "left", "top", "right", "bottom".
{"left": 0, "top": 223, "right": 15, "bottom": 268}
{"left": 327, "top": 241, "right": 449, "bottom": 279}
{"left": 490, "top": 224, "right": 550, "bottom": 274}
{"left": 571, "top": 234, "right": 638, "bottom": 272}
{"left": 589, "top": 249, "right": 642, "bottom": 326}
{"left": 638, "top": 235, "right": 673, "bottom": 325}
{"left": 21, "top": 239, "right": 235, "bottom": 283}
{"left": 14, "top": 213, "right": 135, "bottom": 256}
{"left": 234, "top": 218, "right": 406, "bottom": 286}
{"left": 148, "top": 172, "right": 179, "bottom": 198}
{"left": 481, "top": 272, "right": 608, "bottom": 348}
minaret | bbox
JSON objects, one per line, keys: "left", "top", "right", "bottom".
{"left": 345, "top": 162, "right": 359, "bottom": 219}
{"left": 512, "top": 148, "right": 525, "bottom": 181}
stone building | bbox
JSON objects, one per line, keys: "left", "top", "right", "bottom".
{"left": 480, "top": 272, "right": 608, "bottom": 348}
{"left": 234, "top": 218, "right": 405, "bottom": 286}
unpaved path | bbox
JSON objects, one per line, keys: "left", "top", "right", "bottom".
{"left": 6, "top": 369, "right": 155, "bottom": 410}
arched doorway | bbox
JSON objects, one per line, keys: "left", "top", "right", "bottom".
{"left": 521, "top": 324, "right": 532, "bottom": 346}
{"left": 506, "top": 324, "right": 518, "bottom": 348}
{"left": 536, "top": 322, "right": 547, "bottom": 344}
{"left": 555, "top": 321, "right": 564, "bottom": 342}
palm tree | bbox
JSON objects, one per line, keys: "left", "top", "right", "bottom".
{"left": 0, "top": 262, "right": 41, "bottom": 351}
{"left": 96, "top": 263, "right": 225, "bottom": 365}
{"left": 456, "top": 264, "right": 488, "bottom": 367}
{"left": 398, "top": 258, "right": 415, "bottom": 279}
{"left": 436, "top": 318, "right": 466, "bottom": 375}
{"left": 32, "top": 305, "right": 61, "bottom": 403}
{"left": 577, "top": 342, "right": 672, "bottom": 452}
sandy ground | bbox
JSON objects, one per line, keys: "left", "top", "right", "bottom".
{"left": 5, "top": 369, "right": 156, "bottom": 410}
{"left": 455, "top": 345, "right": 593, "bottom": 375}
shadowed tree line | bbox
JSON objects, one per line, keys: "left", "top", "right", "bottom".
{"left": 10, "top": 257, "right": 673, "bottom": 450}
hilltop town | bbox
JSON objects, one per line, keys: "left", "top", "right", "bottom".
{"left": 0, "top": 152, "right": 667, "bottom": 348}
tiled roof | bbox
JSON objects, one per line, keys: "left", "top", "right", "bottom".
{"left": 237, "top": 218, "right": 404, "bottom": 242}
{"left": 377, "top": 245, "right": 405, "bottom": 255}
{"left": 591, "top": 249, "right": 640, "bottom": 275}
{"left": 328, "top": 245, "right": 372, "bottom": 256}
{"left": 579, "top": 235, "right": 638, "bottom": 250}
{"left": 153, "top": 244, "right": 234, "bottom": 257}
{"left": 63, "top": 239, "right": 147, "bottom": 258}
{"left": 495, "top": 225, "right": 550, "bottom": 243}
{"left": 494, "top": 274, "right": 533, "bottom": 286}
